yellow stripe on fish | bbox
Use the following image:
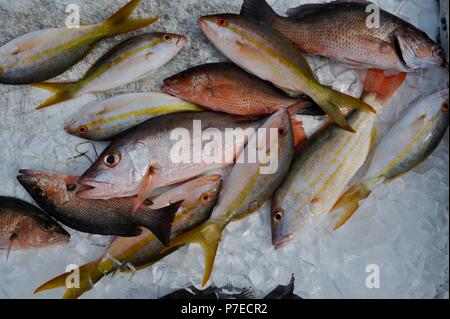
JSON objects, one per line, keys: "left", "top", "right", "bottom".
{"left": 65, "top": 92, "right": 204, "bottom": 141}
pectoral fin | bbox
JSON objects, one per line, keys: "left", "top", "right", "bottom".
{"left": 132, "top": 164, "right": 158, "bottom": 215}
{"left": 6, "top": 233, "right": 17, "bottom": 261}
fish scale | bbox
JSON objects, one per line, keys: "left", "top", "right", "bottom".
{"left": 0, "top": 0, "right": 159, "bottom": 84}
{"left": 282, "top": 110, "right": 374, "bottom": 224}
{"left": 162, "top": 63, "right": 313, "bottom": 117}
{"left": 198, "top": 13, "right": 375, "bottom": 132}
{"left": 240, "top": 0, "right": 444, "bottom": 73}
{"left": 332, "top": 89, "right": 449, "bottom": 229}
{"left": 34, "top": 173, "right": 224, "bottom": 299}
{"left": 34, "top": 32, "right": 186, "bottom": 109}
{"left": 0, "top": 197, "right": 69, "bottom": 251}
{"left": 271, "top": 69, "right": 407, "bottom": 248}
{"left": 161, "top": 109, "right": 295, "bottom": 287}
{"left": 65, "top": 92, "right": 204, "bottom": 141}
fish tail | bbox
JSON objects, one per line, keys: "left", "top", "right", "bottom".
{"left": 32, "top": 82, "right": 80, "bottom": 109}
{"left": 160, "top": 221, "right": 224, "bottom": 287}
{"left": 136, "top": 200, "right": 184, "bottom": 246}
{"left": 364, "top": 69, "right": 407, "bottom": 105}
{"left": 101, "top": 0, "right": 158, "bottom": 37}
{"left": 34, "top": 261, "right": 104, "bottom": 299}
{"left": 315, "top": 87, "right": 377, "bottom": 132}
{"left": 332, "top": 183, "right": 372, "bottom": 230}
{"left": 240, "top": 0, "right": 278, "bottom": 23}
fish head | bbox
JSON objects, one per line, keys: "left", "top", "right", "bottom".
{"left": 162, "top": 65, "right": 215, "bottom": 102}
{"left": 182, "top": 174, "right": 223, "bottom": 211}
{"left": 77, "top": 140, "right": 150, "bottom": 200}
{"left": 18, "top": 214, "right": 70, "bottom": 248}
{"left": 64, "top": 102, "right": 105, "bottom": 140}
{"left": 17, "top": 170, "right": 80, "bottom": 207}
{"left": 270, "top": 200, "right": 298, "bottom": 250}
{"left": 151, "top": 174, "right": 223, "bottom": 211}
{"left": 395, "top": 29, "right": 445, "bottom": 70}
{"left": 147, "top": 32, "right": 187, "bottom": 62}
{"left": 64, "top": 98, "right": 110, "bottom": 140}
{"left": 261, "top": 109, "right": 295, "bottom": 159}
{"left": 198, "top": 14, "right": 248, "bottom": 50}
{"left": 425, "top": 90, "right": 449, "bottom": 121}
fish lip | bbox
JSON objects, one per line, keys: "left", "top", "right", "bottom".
{"left": 176, "top": 36, "right": 187, "bottom": 47}
{"left": 161, "top": 80, "right": 175, "bottom": 94}
{"left": 63, "top": 119, "right": 76, "bottom": 133}
{"left": 197, "top": 17, "right": 208, "bottom": 31}
{"left": 274, "top": 233, "right": 294, "bottom": 250}
{"left": 48, "top": 236, "right": 70, "bottom": 246}
{"left": 17, "top": 169, "right": 51, "bottom": 185}
{"left": 76, "top": 178, "right": 111, "bottom": 199}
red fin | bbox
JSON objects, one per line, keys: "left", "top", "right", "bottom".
{"left": 289, "top": 116, "right": 307, "bottom": 151}
{"left": 363, "top": 69, "right": 407, "bottom": 104}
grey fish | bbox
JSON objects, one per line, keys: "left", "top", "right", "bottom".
{"left": 17, "top": 170, "right": 182, "bottom": 246}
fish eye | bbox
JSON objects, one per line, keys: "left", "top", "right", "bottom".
{"left": 217, "top": 17, "right": 227, "bottom": 27}
{"left": 78, "top": 125, "right": 88, "bottom": 136}
{"left": 278, "top": 128, "right": 286, "bottom": 136}
{"left": 66, "top": 184, "right": 76, "bottom": 192}
{"left": 180, "top": 72, "right": 189, "bottom": 79}
{"left": 432, "top": 47, "right": 442, "bottom": 57}
{"left": 103, "top": 152, "right": 121, "bottom": 168}
{"left": 163, "top": 34, "right": 172, "bottom": 41}
{"left": 273, "top": 210, "right": 284, "bottom": 222}
{"left": 442, "top": 102, "right": 449, "bottom": 112}
{"left": 40, "top": 220, "right": 54, "bottom": 231}
{"left": 201, "top": 193, "right": 212, "bottom": 203}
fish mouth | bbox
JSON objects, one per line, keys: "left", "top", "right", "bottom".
{"left": 197, "top": 17, "right": 209, "bottom": 32}
{"left": 176, "top": 36, "right": 187, "bottom": 48}
{"left": 76, "top": 178, "right": 113, "bottom": 199}
{"left": 17, "top": 169, "right": 52, "bottom": 189}
{"left": 48, "top": 235, "right": 70, "bottom": 246}
{"left": 63, "top": 119, "right": 77, "bottom": 134}
{"left": 161, "top": 80, "right": 176, "bottom": 95}
{"left": 274, "top": 233, "right": 294, "bottom": 250}
{"left": 18, "top": 170, "right": 79, "bottom": 187}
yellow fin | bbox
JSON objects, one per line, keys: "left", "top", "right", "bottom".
{"left": 332, "top": 183, "right": 371, "bottom": 230}
{"left": 161, "top": 222, "right": 223, "bottom": 287}
{"left": 102, "top": 0, "right": 158, "bottom": 37}
{"left": 32, "top": 82, "right": 79, "bottom": 109}
{"left": 34, "top": 261, "right": 103, "bottom": 299}
{"left": 370, "top": 127, "right": 377, "bottom": 148}
{"left": 316, "top": 86, "right": 377, "bottom": 132}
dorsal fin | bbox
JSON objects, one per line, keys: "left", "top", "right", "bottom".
{"left": 240, "top": 0, "right": 278, "bottom": 23}
{"left": 286, "top": 1, "right": 374, "bottom": 18}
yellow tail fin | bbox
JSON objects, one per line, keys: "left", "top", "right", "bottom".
{"left": 332, "top": 183, "right": 372, "bottom": 230}
{"left": 32, "top": 82, "right": 80, "bottom": 109}
{"left": 161, "top": 222, "right": 223, "bottom": 287}
{"left": 34, "top": 261, "right": 103, "bottom": 299}
{"left": 102, "top": 0, "right": 158, "bottom": 37}
{"left": 317, "top": 87, "right": 377, "bottom": 132}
